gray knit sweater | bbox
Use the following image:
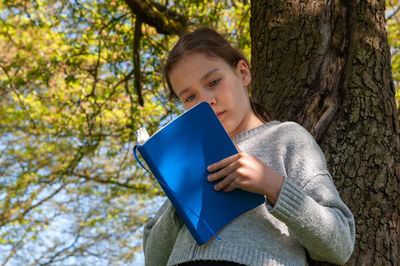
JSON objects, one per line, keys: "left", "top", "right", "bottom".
{"left": 143, "top": 121, "right": 355, "bottom": 266}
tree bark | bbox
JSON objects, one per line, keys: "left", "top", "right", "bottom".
{"left": 251, "top": 0, "right": 400, "bottom": 265}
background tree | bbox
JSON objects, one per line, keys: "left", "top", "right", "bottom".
{"left": 251, "top": 0, "right": 400, "bottom": 265}
{"left": 0, "top": 0, "right": 166, "bottom": 264}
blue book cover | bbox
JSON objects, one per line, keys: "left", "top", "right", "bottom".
{"left": 134, "top": 102, "right": 265, "bottom": 245}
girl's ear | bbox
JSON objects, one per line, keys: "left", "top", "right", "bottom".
{"left": 236, "top": 60, "right": 251, "bottom": 86}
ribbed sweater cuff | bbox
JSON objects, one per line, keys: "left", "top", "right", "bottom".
{"left": 167, "top": 242, "right": 298, "bottom": 266}
{"left": 269, "top": 178, "right": 305, "bottom": 222}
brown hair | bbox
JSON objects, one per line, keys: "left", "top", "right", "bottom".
{"left": 163, "top": 27, "right": 271, "bottom": 122}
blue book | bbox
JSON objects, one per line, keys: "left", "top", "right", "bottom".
{"left": 133, "top": 102, "right": 265, "bottom": 245}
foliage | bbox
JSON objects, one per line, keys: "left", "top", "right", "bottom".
{"left": 386, "top": 0, "right": 400, "bottom": 113}
{"left": 0, "top": 0, "right": 250, "bottom": 264}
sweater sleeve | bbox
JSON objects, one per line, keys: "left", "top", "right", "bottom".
{"left": 143, "top": 199, "right": 184, "bottom": 266}
{"left": 270, "top": 175, "right": 355, "bottom": 264}
{"left": 269, "top": 123, "right": 355, "bottom": 264}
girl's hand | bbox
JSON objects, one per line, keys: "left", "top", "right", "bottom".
{"left": 207, "top": 152, "right": 284, "bottom": 205}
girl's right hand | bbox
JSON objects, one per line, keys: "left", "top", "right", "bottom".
{"left": 207, "top": 152, "right": 284, "bottom": 205}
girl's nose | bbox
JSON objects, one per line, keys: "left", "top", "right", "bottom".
{"left": 202, "top": 91, "right": 216, "bottom": 106}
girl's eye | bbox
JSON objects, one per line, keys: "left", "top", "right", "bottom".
{"left": 185, "top": 95, "right": 196, "bottom": 103}
{"left": 209, "top": 79, "right": 220, "bottom": 87}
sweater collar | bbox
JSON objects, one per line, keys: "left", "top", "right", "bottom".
{"left": 232, "top": 121, "right": 280, "bottom": 144}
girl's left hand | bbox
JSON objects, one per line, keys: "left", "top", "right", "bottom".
{"left": 207, "top": 152, "right": 284, "bottom": 205}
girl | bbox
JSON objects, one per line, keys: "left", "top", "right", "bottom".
{"left": 143, "top": 27, "right": 355, "bottom": 266}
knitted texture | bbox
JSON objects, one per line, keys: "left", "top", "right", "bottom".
{"left": 143, "top": 121, "right": 355, "bottom": 266}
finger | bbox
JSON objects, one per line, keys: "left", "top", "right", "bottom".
{"left": 207, "top": 153, "right": 239, "bottom": 172}
{"left": 223, "top": 182, "right": 237, "bottom": 192}
{"left": 214, "top": 172, "right": 237, "bottom": 191}
{"left": 207, "top": 161, "right": 239, "bottom": 182}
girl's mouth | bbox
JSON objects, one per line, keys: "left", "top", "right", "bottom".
{"left": 216, "top": 111, "right": 225, "bottom": 119}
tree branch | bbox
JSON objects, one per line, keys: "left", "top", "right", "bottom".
{"left": 123, "top": 0, "right": 188, "bottom": 35}
{"left": 0, "top": 183, "right": 65, "bottom": 227}
{"left": 386, "top": 4, "right": 400, "bottom": 21}
{"left": 72, "top": 171, "right": 164, "bottom": 195}
{"left": 133, "top": 17, "right": 144, "bottom": 106}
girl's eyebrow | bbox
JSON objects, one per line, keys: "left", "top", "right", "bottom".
{"left": 178, "top": 87, "right": 189, "bottom": 97}
{"left": 200, "top": 68, "right": 218, "bottom": 81}
{"left": 178, "top": 68, "right": 219, "bottom": 97}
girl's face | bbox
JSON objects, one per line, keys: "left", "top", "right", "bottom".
{"left": 168, "top": 52, "right": 263, "bottom": 137}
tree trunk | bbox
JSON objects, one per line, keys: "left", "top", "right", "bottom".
{"left": 251, "top": 0, "right": 400, "bottom": 265}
